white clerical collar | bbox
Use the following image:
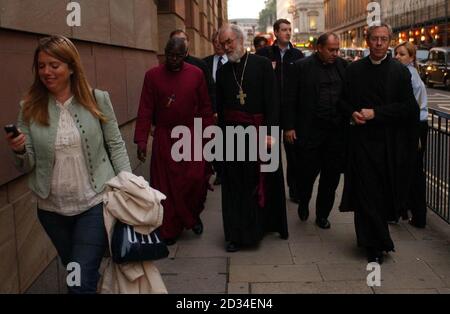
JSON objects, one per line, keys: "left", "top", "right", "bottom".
{"left": 369, "top": 54, "right": 388, "bottom": 65}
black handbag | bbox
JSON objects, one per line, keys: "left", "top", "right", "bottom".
{"left": 111, "top": 221, "right": 169, "bottom": 264}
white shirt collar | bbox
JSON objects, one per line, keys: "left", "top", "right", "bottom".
{"left": 216, "top": 54, "right": 228, "bottom": 62}
{"left": 56, "top": 96, "right": 74, "bottom": 108}
{"left": 369, "top": 54, "right": 388, "bottom": 65}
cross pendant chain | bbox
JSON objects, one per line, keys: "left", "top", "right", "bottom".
{"left": 237, "top": 89, "right": 247, "bottom": 106}
{"left": 166, "top": 93, "right": 176, "bottom": 108}
{"left": 232, "top": 53, "right": 249, "bottom": 106}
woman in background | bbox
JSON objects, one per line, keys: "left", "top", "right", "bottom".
{"left": 395, "top": 42, "right": 429, "bottom": 228}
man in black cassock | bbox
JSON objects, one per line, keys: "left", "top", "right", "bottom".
{"left": 284, "top": 32, "right": 347, "bottom": 229}
{"left": 256, "top": 18, "right": 304, "bottom": 203}
{"left": 339, "top": 24, "right": 419, "bottom": 264}
{"left": 216, "top": 24, "right": 288, "bottom": 253}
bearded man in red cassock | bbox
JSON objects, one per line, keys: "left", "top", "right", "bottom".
{"left": 134, "top": 38, "right": 214, "bottom": 245}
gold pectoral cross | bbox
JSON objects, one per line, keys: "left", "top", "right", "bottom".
{"left": 237, "top": 89, "right": 247, "bottom": 106}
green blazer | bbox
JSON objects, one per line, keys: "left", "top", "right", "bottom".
{"left": 15, "top": 89, "right": 132, "bottom": 199}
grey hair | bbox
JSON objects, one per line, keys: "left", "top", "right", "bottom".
{"left": 366, "top": 23, "right": 393, "bottom": 40}
{"left": 220, "top": 24, "right": 244, "bottom": 41}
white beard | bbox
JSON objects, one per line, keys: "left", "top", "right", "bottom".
{"left": 227, "top": 46, "right": 245, "bottom": 63}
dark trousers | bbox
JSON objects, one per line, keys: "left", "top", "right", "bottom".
{"left": 296, "top": 129, "right": 344, "bottom": 219}
{"left": 284, "top": 142, "right": 298, "bottom": 199}
{"left": 409, "top": 121, "right": 429, "bottom": 227}
{"left": 37, "top": 203, "right": 108, "bottom": 294}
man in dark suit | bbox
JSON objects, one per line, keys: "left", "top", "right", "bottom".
{"left": 204, "top": 31, "right": 228, "bottom": 84}
{"left": 203, "top": 31, "right": 228, "bottom": 185}
{"left": 284, "top": 33, "right": 348, "bottom": 229}
{"left": 254, "top": 36, "right": 268, "bottom": 52}
{"left": 256, "top": 19, "right": 304, "bottom": 204}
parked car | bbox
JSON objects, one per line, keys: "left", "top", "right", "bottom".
{"left": 339, "top": 48, "right": 356, "bottom": 62}
{"left": 421, "top": 47, "right": 450, "bottom": 89}
{"left": 416, "top": 49, "right": 430, "bottom": 80}
{"left": 301, "top": 49, "right": 314, "bottom": 57}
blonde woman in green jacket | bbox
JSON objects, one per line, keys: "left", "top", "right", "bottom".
{"left": 5, "top": 35, "right": 131, "bottom": 294}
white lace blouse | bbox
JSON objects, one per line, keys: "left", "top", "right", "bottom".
{"left": 37, "top": 97, "right": 103, "bottom": 216}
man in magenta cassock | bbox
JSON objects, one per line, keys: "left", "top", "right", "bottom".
{"left": 134, "top": 38, "right": 214, "bottom": 245}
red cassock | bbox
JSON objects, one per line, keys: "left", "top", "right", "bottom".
{"left": 134, "top": 63, "right": 214, "bottom": 239}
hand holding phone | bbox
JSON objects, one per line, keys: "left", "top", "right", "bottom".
{"left": 4, "top": 124, "right": 20, "bottom": 138}
{"left": 4, "top": 124, "right": 26, "bottom": 154}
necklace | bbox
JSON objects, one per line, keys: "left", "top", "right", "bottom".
{"left": 232, "top": 53, "right": 249, "bottom": 106}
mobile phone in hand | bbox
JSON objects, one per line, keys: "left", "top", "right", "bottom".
{"left": 4, "top": 124, "right": 20, "bottom": 138}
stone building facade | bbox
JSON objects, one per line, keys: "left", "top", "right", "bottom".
{"left": 324, "top": 0, "right": 449, "bottom": 48}
{"left": 277, "top": 0, "right": 325, "bottom": 45}
{"left": 0, "top": 0, "right": 227, "bottom": 294}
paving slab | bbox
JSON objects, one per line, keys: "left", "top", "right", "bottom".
{"left": 229, "top": 264, "right": 322, "bottom": 283}
{"left": 372, "top": 261, "right": 446, "bottom": 291}
{"left": 162, "top": 274, "right": 227, "bottom": 294}
{"left": 250, "top": 281, "right": 373, "bottom": 294}
{"left": 393, "top": 240, "right": 450, "bottom": 263}
{"left": 375, "top": 288, "right": 440, "bottom": 294}
{"left": 227, "top": 282, "right": 249, "bottom": 294}
{"left": 290, "top": 242, "right": 365, "bottom": 265}
{"left": 229, "top": 242, "right": 293, "bottom": 266}
{"left": 426, "top": 262, "right": 450, "bottom": 287}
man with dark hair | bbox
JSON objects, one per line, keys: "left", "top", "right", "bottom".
{"left": 285, "top": 32, "right": 347, "bottom": 230}
{"left": 171, "top": 30, "right": 216, "bottom": 113}
{"left": 253, "top": 36, "right": 268, "bottom": 52}
{"left": 204, "top": 31, "right": 229, "bottom": 185}
{"left": 217, "top": 24, "right": 288, "bottom": 253}
{"left": 339, "top": 24, "right": 419, "bottom": 263}
{"left": 134, "top": 38, "right": 214, "bottom": 245}
{"left": 256, "top": 18, "right": 304, "bottom": 204}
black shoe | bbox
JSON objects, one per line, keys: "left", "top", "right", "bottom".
{"left": 315, "top": 218, "right": 331, "bottom": 229}
{"left": 280, "top": 232, "right": 289, "bottom": 240}
{"left": 213, "top": 176, "right": 222, "bottom": 186}
{"left": 164, "top": 238, "right": 177, "bottom": 246}
{"left": 297, "top": 205, "right": 309, "bottom": 221}
{"left": 367, "top": 249, "right": 384, "bottom": 265}
{"left": 192, "top": 218, "right": 204, "bottom": 235}
{"left": 226, "top": 242, "right": 240, "bottom": 253}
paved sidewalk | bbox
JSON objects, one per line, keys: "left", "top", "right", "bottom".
{"left": 155, "top": 176, "right": 450, "bottom": 294}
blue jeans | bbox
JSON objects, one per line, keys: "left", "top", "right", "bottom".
{"left": 37, "top": 203, "right": 108, "bottom": 294}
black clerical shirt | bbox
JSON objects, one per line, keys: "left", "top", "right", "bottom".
{"left": 316, "top": 55, "right": 343, "bottom": 123}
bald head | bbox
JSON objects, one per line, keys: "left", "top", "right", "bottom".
{"left": 165, "top": 37, "right": 187, "bottom": 72}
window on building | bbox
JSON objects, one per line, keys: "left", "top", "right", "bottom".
{"left": 308, "top": 11, "right": 319, "bottom": 32}
{"left": 437, "top": 51, "right": 445, "bottom": 64}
